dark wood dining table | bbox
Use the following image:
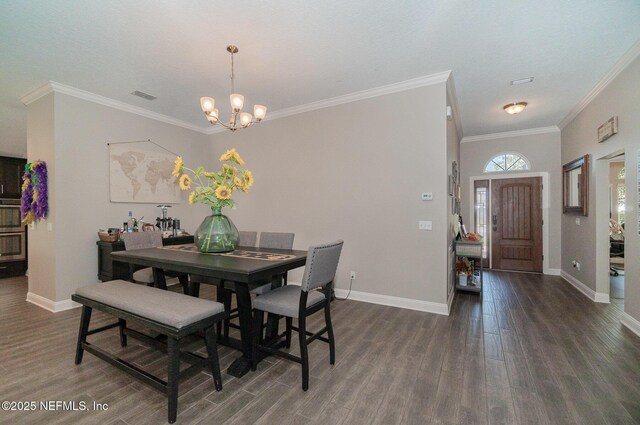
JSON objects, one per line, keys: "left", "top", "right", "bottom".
{"left": 111, "top": 244, "right": 307, "bottom": 377}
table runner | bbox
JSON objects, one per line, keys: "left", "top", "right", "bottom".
{"left": 161, "top": 244, "right": 297, "bottom": 261}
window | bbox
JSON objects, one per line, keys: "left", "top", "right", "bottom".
{"left": 484, "top": 153, "right": 530, "bottom": 173}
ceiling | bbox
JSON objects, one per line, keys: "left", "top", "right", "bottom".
{"left": 1, "top": 0, "right": 639, "bottom": 155}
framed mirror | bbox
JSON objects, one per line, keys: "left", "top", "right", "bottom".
{"left": 563, "top": 154, "right": 590, "bottom": 215}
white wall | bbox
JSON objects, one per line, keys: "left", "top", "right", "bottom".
{"left": 561, "top": 55, "right": 640, "bottom": 321}
{"left": 209, "top": 83, "right": 452, "bottom": 310}
{"left": 26, "top": 90, "right": 212, "bottom": 303}
{"left": 446, "top": 82, "right": 461, "bottom": 303}
{"left": 26, "top": 93, "right": 56, "bottom": 301}
{"left": 459, "top": 131, "right": 562, "bottom": 272}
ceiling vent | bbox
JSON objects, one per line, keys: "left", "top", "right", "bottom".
{"left": 510, "top": 77, "right": 534, "bottom": 86}
{"left": 131, "top": 90, "right": 157, "bottom": 101}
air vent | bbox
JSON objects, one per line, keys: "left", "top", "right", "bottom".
{"left": 131, "top": 90, "right": 157, "bottom": 101}
{"left": 510, "top": 77, "right": 534, "bottom": 86}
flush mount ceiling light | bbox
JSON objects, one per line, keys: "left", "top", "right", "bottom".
{"left": 200, "top": 45, "right": 267, "bottom": 131}
{"left": 503, "top": 102, "right": 528, "bottom": 115}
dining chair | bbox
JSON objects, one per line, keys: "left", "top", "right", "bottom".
{"left": 189, "top": 230, "right": 258, "bottom": 336}
{"left": 121, "top": 232, "right": 186, "bottom": 293}
{"left": 221, "top": 232, "right": 295, "bottom": 340}
{"left": 251, "top": 240, "right": 343, "bottom": 391}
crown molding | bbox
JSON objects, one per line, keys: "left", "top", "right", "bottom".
{"left": 20, "top": 83, "right": 54, "bottom": 105}
{"left": 558, "top": 39, "right": 640, "bottom": 129}
{"left": 460, "top": 126, "right": 560, "bottom": 143}
{"left": 271, "top": 71, "right": 451, "bottom": 120}
{"left": 446, "top": 73, "right": 463, "bottom": 141}
{"left": 22, "top": 71, "right": 452, "bottom": 137}
{"left": 21, "top": 81, "right": 210, "bottom": 134}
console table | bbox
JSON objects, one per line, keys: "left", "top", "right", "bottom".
{"left": 97, "top": 235, "right": 193, "bottom": 282}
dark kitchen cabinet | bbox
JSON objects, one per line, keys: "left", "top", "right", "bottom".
{"left": 0, "top": 156, "right": 26, "bottom": 199}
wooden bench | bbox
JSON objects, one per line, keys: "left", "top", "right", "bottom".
{"left": 72, "top": 280, "right": 227, "bottom": 424}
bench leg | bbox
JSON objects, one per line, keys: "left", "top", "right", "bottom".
{"left": 204, "top": 326, "right": 223, "bottom": 391}
{"left": 118, "top": 319, "right": 127, "bottom": 347}
{"left": 75, "top": 306, "right": 92, "bottom": 365}
{"left": 167, "top": 337, "right": 180, "bottom": 424}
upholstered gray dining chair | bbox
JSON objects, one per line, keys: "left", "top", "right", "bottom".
{"left": 220, "top": 232, "right": 295, "bottom": 339}
{"left": 189, "top": 230, "right": 258, "bottom": 336}
{"left": 251, "top": 240, "right": 343, "bottom": 391}
{"left": 121, "top": 232, "right": 184, "bottom": 291}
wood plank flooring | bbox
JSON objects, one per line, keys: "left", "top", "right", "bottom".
{"left": 1, "top": 271, "right": 639, "bottom": 424}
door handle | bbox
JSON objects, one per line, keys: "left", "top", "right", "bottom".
{"left": 492, "top": 215, "right": 497, "bottom": 225}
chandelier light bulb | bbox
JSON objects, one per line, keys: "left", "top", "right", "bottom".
{"left": 254, "top": 105, "right": 267, "bottom": 121}
{"left": 240, "top": 112, "right": 252, "bottom": 127}
{"left": 200, "top": 97, "right": 215, "bottom": 113}
{"left": 230, "top": 94, "right": 244, "bottom": 112}
{"left": 206, "top": 108, "right": 219, "bottom": 123}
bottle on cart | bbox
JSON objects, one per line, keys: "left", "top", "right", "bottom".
{"left": 127, "top": 211, "right": 134, "bottom": 232}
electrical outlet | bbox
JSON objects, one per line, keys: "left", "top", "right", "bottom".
{"left": 350, "top": 271, "right": 356, "bottom": 279}
{"left": 575, "top": 262, "right": 581, "bottom": 271}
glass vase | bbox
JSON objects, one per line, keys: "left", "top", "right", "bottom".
{"left": 194, "top": 207, "right": 239, "bottom": 253}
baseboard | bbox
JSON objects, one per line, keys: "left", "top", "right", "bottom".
{"left": 26, "top": 292, "right": 81, "bottom": 313}
{"left": 545, "top": 268, "right": 561, "bottom": 276}
{"left": 447, "top": 289, "right": 455, "bottom": 314}
{"left": 621, "top": 313, "right": 640, "bottom": 338}
{"left": 560, "top": 271, "right": 610, "bottom": 303}
{"left": 333, "top": 288, "right": 449, "bottom": 316}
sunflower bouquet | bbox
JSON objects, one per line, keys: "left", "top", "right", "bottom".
{"left": 173, "top": 148, "right": 254, "bottom": 209}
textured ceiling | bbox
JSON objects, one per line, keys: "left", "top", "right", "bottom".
{"left": 1, "top": 0, "right": 639, "bottom": 155}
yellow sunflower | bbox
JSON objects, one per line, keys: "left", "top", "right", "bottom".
{"left": 219, "top": 148, "right": 245, "bottom": 165}
{"left": 172, "top": 156, "right": 184, "bottom": 177}
{"left": 241, "top": 170, "right": 254, "bottom": 191}
{"left": 179, "top": 174, "right": 192, "bottom": 190}
{"left": 222, "top": 164, "right": 234, "bottom": 175}
{"left": 188, "top": 191, "right": 197, "bottom": 205}
{"left": 214, "top": 185, "right": 232, "bottom": 200}
{"left": 203, "top": 171, "right": 216, "bottom": 178}
{"left": 234, "top": 176, "right": 242, "bottom": 188}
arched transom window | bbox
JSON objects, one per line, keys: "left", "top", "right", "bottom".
{"left": 484, "top": 152, "right": 530, "bottom": 173}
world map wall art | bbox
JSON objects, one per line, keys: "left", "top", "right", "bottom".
{"left": 108, "top": 140, "right": 181, "bottom": 203}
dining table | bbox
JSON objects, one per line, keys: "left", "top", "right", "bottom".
{"left": 111, "top": 243, "right": 308, "bottom": 377}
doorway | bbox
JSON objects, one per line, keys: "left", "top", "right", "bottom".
{"left": 608, "top": 156, "right": 625, "bottom": 299}
{"left": 472, "top": 175, "right": 544, "bottom": 273}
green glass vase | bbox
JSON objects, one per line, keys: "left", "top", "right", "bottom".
{"left": 194, "top": 207, "right": 239, "bottom": 253}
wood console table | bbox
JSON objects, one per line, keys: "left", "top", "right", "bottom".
{"left": 97, "top": 235, "right": 193, "bottom": 282}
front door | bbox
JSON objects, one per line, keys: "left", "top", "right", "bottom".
{"left": 491, "top": 177, "right": 542, "bottom": 272}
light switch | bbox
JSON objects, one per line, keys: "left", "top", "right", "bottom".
{"left": 575, "top": 218, "right": 580, "bottom": 225}
{"left": 418, "top": 221, "right": 432, "bottom": 230}
{"left": 421, "top": 192, "right": 433, "bottom": 201}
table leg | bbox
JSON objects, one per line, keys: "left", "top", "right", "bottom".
{"left": 153, "top": 268, "right": 168, "bottom": 290}
{"left": 227, "top": 283, "right": 253, "bottom": 378}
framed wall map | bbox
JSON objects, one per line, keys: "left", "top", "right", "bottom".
{"left": 109, "top": 140, "right": 181, "bottom": 203}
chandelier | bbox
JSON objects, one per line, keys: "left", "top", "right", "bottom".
{"left": 200, "top": 45, "right": 267, "bottom": 131}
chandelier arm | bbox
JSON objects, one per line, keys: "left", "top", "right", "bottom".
{"left": 230, "top": 50, "right": 235, "bottom": 94}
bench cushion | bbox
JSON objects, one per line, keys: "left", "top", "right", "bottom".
{"left": 75, "top": 280, "right": 224, "bottom": 329}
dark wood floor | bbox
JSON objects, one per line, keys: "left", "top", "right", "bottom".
{"left": 1, "top": 271, "right": 639, "bottom": 425}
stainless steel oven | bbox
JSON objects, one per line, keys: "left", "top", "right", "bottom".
{"left": 0, "top": 232, "right": 26, "bottom": 261}
{"left": 0, "top": 199, "right": 26, "bottom": 263}
{"left": 0, "top": 199, "right": 23, "bottom": 233}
